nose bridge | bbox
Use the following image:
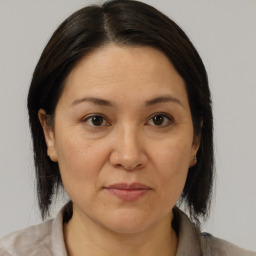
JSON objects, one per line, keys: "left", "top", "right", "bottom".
{"left": 117, "top": 123, "right": 141, "bottom": 160}
{"left": 110, "top": 122, "right": 147, "bottom": 170}
{"left": 122, "top": 123, "right": 139, "bottom": 149}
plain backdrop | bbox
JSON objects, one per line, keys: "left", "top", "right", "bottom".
{"left": 0, "top": 0, "right": 255, "bottom": 252}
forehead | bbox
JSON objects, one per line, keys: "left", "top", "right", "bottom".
{"left": 60, "top": 44, "right": 188, "bottom": 107}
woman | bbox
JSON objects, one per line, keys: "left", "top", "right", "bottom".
{"left": 0, "top": 0, "right": 255, "bottom": 255}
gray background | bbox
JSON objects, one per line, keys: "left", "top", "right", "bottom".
{"left": 0, "top": 0, "right": 255, "bottom": 251}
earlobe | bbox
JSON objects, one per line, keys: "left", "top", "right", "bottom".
{"left": 189, "top": 145, "right": 199, "bottom": 168}
{"left": 189, "top": 131, "right": 201, "bottom": 168}
{"left": 189, "top": 155, "right": 197, "bottom": 168}
{"left": 38, "top": 109, "right": 58, "bottom": 162}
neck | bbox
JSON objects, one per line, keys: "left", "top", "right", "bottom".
{"left": 64, "top": 207, "right": 178, "bottom": 256}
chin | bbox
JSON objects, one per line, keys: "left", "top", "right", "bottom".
{"left": 99, "top": 208, "right": 159, "bottom": 234}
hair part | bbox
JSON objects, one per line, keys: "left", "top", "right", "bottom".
{"left": 27, "top": 0, "right": 214, "bottom": 224}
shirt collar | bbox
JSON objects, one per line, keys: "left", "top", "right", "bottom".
{"left": 51, "top": 206, "right": 202, "bottom": 256}
{"left": 176, "top": 210, "right": 202, "bottom": 256}
{"left": 51, "top": 208, "right": 68, "bottom": 256}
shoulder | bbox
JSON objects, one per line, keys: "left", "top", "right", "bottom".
{"left": 0, "top": 219, "right": 54, "bottom": 256}
{"left": 176, "top": 208, "right": 256, "bottom": 256}
{"left": 0, "top": 209, "right": 67, "bottom": 256}
{"left": 200, "top": 232, "right": 256, "bottom": 256}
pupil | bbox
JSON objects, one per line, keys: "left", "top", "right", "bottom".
{"left": 153, "top": 115, "right": 164, "bottom": 125}
{"left": 92, "top": 116, "right": 103, "bottom": 126}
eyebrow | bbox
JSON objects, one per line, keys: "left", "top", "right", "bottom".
{"left": 145, "top": 96, "right": 184, "bottom": 108}
{"left": 70, "top": 95, "right": 184, "bottom": 108}
{"left": 70, "top": 97, "right": 115, "bottom": 107}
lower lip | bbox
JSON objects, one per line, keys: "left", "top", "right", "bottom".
{"left": 105, "top": 188, "right": 150, "bottom": 201}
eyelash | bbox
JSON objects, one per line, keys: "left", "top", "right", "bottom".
{"left": 81, "top": 114, "right": 110, "bottom": 127}
{"left": 146, "top": 113, "right": 174, "bottom": 127}
{"left": 81, "top": 113, "right": 174, "bottom": 127}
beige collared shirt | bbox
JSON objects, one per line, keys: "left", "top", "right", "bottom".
{"left": 0, "top": 208, "right": 255, "bottom": 256}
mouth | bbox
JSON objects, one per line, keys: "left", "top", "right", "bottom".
{"left": 103, "top": 182, "right": 152, "bottom": 201}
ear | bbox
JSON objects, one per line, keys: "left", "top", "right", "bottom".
{"left": 189, "top": 134, "right": 200, "bottom": 167}
{"left": 38, "top": 109, "right": 58, "bottom": 162}
{"left": 189, "top": 122, "right": 203, "bottom": 168}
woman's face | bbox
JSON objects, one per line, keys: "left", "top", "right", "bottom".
{"left": 40, "top": 45, "right": 199, "bottom": 234}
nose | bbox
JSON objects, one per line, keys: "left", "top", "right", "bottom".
{"left": 109, "top": 126, "right": 148, "bottom": 170}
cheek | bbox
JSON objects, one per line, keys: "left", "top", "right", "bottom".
{"left": 154, "top": 135, "right": 192, "bottom": 171}
{"left": 152, "top": 136, "right": 192, "bottom": 199}
{"left": 54, "top": 132, "right": 109, "bottom": 195}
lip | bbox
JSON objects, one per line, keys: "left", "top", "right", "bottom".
{"left": 104, "top": 182, "right": 152, "bottom": 201}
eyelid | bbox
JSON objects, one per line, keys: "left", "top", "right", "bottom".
{"left": 146, "top": 112, "right": 174, "bottom": 126}
{"left": 81, "top": 114, "right": 111, "bottom": 126}
{"left": 80, "top": 112, "right": 174, "bottom": 127}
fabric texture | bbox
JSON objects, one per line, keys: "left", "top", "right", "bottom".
{"left": 0, "top": 207, "right": 255, "bottom": 256}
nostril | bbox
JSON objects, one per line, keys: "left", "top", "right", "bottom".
{"left": 109, "top": 145, "right": 148, "bottom": 171}
{"left": 117, "top": 163, "right": 143, "bottom": 171}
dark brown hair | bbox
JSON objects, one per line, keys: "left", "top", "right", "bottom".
{"left": 27, "top": 0, "right": 214, "bottom": 223}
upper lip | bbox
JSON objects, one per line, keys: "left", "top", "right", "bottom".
{"left": 105, "top": 182, "right": 151, "bottom": 190}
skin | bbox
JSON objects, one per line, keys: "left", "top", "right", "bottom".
{"left": 39, "top": 45, "right": 200, "bottom": 256}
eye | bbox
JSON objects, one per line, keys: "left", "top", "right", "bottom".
{"left": 147, "top": 114, "right": 174, "bottom": 127}
{"left": 82, "top": 115, "right": 110, "bottom": 127}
